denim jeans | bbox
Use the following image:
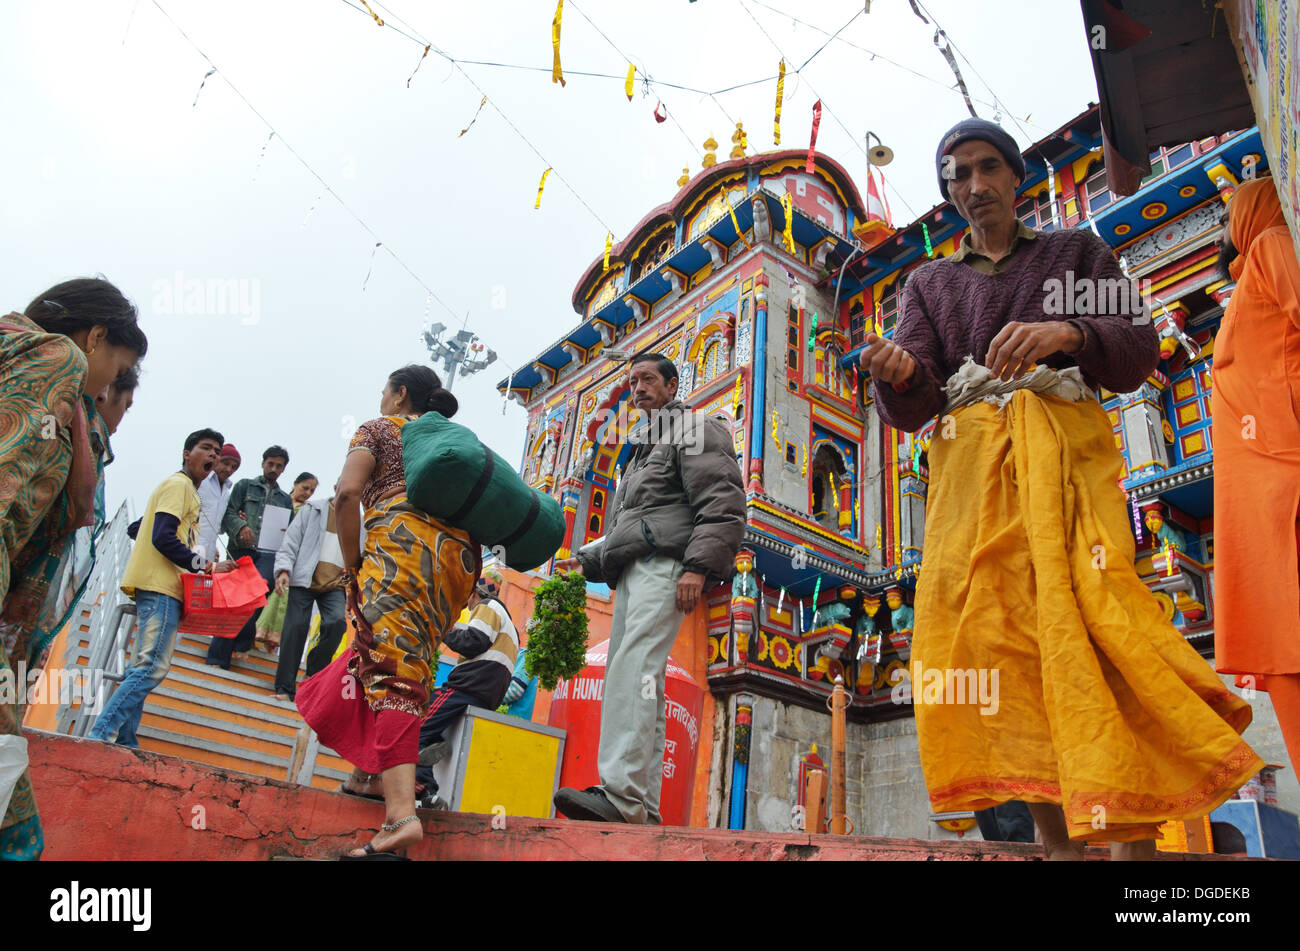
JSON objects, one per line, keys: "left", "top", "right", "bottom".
{"left": 89, "top": 590, "right": 182, "bottom": 748}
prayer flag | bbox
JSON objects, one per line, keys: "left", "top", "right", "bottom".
{"left": 805, "top": 100, "right": 822, "bottom": 173}
{"left": 534, "top": 168, "right": 552, "bottom": 209}
{"left": 781, "top": 192, "right": 795, "bottom": 252}
{"left": 725, "top": 190, "right": 752, "bottom": 251}
{"left": 625, "top": 63, "right": 636, "bottom": 101}
{"left": 774, "top": 59, "right": 785, "bottom": 145}
{"left": 552, "top": 0, "right": 566, "bottom": 87}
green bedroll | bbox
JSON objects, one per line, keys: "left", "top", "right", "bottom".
{"left": 402, "top": 411, "right": 564, "bottom": 572}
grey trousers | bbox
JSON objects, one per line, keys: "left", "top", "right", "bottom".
{"left": 596, "top": 554, "right": 686, "bottom": 824}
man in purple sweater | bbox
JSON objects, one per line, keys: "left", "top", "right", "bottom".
{"left": 857, "top": 119, "right": 1261, "bottom": 860}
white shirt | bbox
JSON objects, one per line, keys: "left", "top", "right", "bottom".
{"left": 196, "top": 470, "right": 234, "bottom": 561}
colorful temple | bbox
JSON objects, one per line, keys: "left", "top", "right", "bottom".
{"left": 498, "top": 104, "right": 1294, "bottom": 838}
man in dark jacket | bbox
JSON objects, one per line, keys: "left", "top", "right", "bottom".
{"left": 206, "top": 444, "right": 293, "bottom": 668}
{"left": 551, "top": 353, "right": 745, "bottom": 824}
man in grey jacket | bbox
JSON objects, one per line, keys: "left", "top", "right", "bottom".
{"left": 271, "top": 490, "right": 354, "bottom": 699}
{"left": 552, "top": 352, "right": 745, "bottom": 823}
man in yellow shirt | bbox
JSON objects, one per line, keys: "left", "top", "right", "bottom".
{"left": 90, "top": 429, "right": 235, "bottom": 747}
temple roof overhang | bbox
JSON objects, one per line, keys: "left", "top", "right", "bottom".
{"left": 568, "top": 148, "right": 869, "bottom": 314}
{"left": 496, "top": 185, "right": 861, "bottom": 402}
{"left": 1078, "top": 0, "right": 1255, "bottom": 197}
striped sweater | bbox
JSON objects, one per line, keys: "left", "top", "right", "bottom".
{"left": 443, "top": 597, "right": 519, "bottom": 707}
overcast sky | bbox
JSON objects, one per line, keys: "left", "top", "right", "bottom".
{"left": 0, "top": 0, "right": 1100, "bottom": 525}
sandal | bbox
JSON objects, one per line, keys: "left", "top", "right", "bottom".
{"left": 340, "top": 815, "right": 420, "bottom": 861}
{"left": 337, "top": 772, "right": 384, "bottom": 801}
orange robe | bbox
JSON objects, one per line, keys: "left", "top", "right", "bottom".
{"left": 1211, "top": 178, "right": 1300, "bottom": 684}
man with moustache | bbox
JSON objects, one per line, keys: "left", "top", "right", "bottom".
{"left": 859, "top": 118, "right": 1260, "bottom": 860}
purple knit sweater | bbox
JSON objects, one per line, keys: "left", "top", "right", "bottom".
{"left": 873, "top": 229, "right": 1160, "bottom": 433}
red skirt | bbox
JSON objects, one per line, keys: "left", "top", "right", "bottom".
{"left": 296, "top": 650, "right": 421, "bottom": 774}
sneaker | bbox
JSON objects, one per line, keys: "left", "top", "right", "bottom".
{"left": 553, "top": 786, "right": 626, "bottom": 823}
{"left": 417, "top": 740, "right": 450, "bottom": 767}
{"left": 416, "top": 792, "right": 448, "bottom": 810}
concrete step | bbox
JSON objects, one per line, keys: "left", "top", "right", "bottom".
{"left": 28, "top": 731, "right": 1260, "bottom": 862}
{"left": 134, "top": 724, "right": 349, "bottom": 789}
{"left": 140, "top": 693, "right": 350, "bottom": 775}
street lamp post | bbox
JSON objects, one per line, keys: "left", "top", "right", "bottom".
{"left": 423, "top": 316, "right": 497, "bottom": 392}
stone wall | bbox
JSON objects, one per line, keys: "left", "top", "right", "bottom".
{"left": 739, "top": 695, "right": 968, "bottom": 842}
{"left": 1217, "top": 670, "right": 1299, "bottom": 815}
{"left": 731, "top": 676, "right": 1297, "bottom": 841}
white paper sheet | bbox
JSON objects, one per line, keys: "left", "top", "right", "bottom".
{"left": 257, "top": 505, "right": 292, "bottom": 552}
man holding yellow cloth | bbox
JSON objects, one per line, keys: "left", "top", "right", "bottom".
{"left": 860, "top": 119, "right": 1262, "bottom": 860}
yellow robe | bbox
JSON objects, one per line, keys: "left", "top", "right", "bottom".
{"left": 915, "top": 388, "right": 1261, "bottom": 842}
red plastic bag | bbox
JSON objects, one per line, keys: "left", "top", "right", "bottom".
{"left": 180, "top": 555, "right": 268, "bottom": 639}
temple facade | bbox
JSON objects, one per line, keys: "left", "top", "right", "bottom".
{"left": 499, "top": 106, "right": 1281, "bottom": 836}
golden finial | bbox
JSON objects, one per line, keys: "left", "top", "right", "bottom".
{"left": 702, "top": 134, "right": 718, "bottom": 169}
{"left": 677, "top": 166, "right": 690, "bottom": 188}
{"left": 730, "top": 121, "right": 747, "bottom": 160}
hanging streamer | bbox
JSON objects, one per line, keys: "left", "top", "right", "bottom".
{"left": 725, "top": 191, "right": 752, "bottom": 251}
{"left": 361, "top": 241, "right": 382, "bottom": 290}
{"left": 602, "top": 231, "right": 613, "bottom": 272}
{"left": 251, "top": 131, "right": 275, "bottom": 182}
{"left": 653, "top": 100, "right": 667, "bottom": 123}
{"left": 771, "top": 410, "right": 780, "bottom": 449}
{"left": 192, "top": 67, "right": 217, "bottom": 109}
{"left": 458, "top": 96, "right": 488, "bottom": 138}
{"left": 1130, "top": 494, "right": 1143, "bottom": 544}
{"left": 922, "top": 221, "right": 934, "bottom": 258}
{"left": 534, "top": 167, "right": 552, "bottom": 209}
{"left": 807, "top": 312, "right": 818, "bottom": 351}
{"left": 625, "top": 63, "right": 636, "bottom": 101}
{"left": 781, "top": 192, "right": 795, "bottom": 253}
{"left": 875, "top": 523, "right": 882, "bottom": 550}
{"left": 359, "top": 0, "right": 385, "bottom": 26}
{"left": 407, "top": 44, "right": 431, "bottom": 87}
{"left": 777, "top": 586, "right": 786, "bottom": 614}
{"left": 933, "top": 30, "right": 978, "bottom": 119}
{"left": 301, "top": 191, "right": 324, "bottom": 228}
{"left": 801, "top": 445, "right": 808, "bottom": 478}
{"left": 731, "top": 373, "right": 744, "bottom": 417}
{"left": 551, "top": 0, "right": 566, "bottom": 87}
{"left": 773, "top": 58, "right": 786, "bottom": 145}
{"left": 805, "top": 100, "right": 822, "bottom": 173}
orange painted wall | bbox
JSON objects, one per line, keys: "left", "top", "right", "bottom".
{"left": 496, "top": 566, "right": 718, "bottom": 828}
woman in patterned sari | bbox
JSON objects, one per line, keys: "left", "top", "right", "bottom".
{"left": 297, "top": 365, "right": 478, "bottom": 859}
{"left": 1, "top": 278, "right": 147, "bottom": 861}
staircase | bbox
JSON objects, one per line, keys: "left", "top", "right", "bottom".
{"left": 133, "top": 634, "right": 351, "bottom": 791}
{"left": 35, "top": 505, "right": 352, "bottom": 791}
